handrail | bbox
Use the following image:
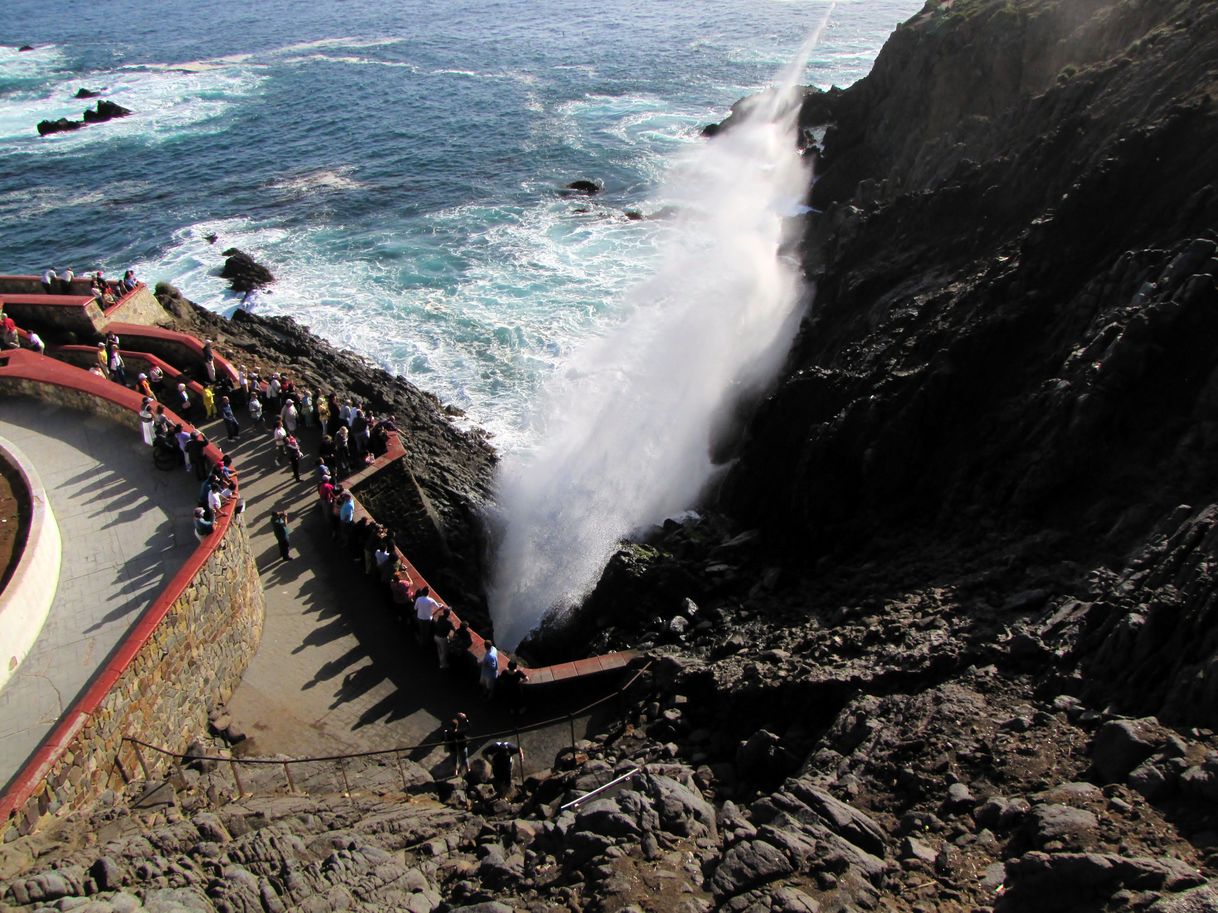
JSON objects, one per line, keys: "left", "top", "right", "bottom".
{"left": 120, "top": 660, "right": 653, "bottom": 770}
{"left": 559, "top": 767, "right": 642, "bottom": 812}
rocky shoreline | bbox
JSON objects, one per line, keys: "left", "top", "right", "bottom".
{"left": 5, "top": 1, "right": 1218, "bottom": 910}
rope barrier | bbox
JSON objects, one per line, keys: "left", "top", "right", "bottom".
{"left": 121, "top": 660, "right": 654, "bottom": 772}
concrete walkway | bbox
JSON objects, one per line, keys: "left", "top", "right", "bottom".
{"left": 216, "top": 414, "right": 618, "bottom": 780}
{"left": 0, "top": 396, "right": 197, "bottom": 788}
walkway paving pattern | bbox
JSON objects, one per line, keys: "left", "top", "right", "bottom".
{"left": 0, "top": 397, "right": 196, "bottom": 786}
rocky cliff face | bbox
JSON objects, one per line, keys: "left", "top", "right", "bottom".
{"left": 717, "top": 0, "right": 1218, "bottom": 722}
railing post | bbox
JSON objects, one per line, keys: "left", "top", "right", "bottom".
{"left": 282, "top": 762, "right": 296, "bottom": 795}
{"left": 130, "top": 741, "right": 151, "bottom": 780}
{"left": 338, "top": 757, "right": 351, "bottom": 796}
{"left": 230, "top": 760, "right": 245, "bottom": 798}
{"left": 395, "top": 750, "right": 409, "bottom": 791}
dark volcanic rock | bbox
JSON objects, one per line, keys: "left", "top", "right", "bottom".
{"left": 82, "top": 99, "right": 132, "bottom": 122}
{"left": 74, "top": 87, "right": 100, "bottom": 99}
{"left": 37, "top": 117, "right": 84, "bottom": 136}
{"left": 564, "top": 179, "right": 601, "bottom": 195}
{"left": 219, "top": 248, "right": 275, "bottom": 292}
{"left": 18, "top": 45, "right": 34, "bottom": 52}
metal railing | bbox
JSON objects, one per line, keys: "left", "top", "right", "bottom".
{"left": 119, "top": 660, "right": 653, "bottom": 799}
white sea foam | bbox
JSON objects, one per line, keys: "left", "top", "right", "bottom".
{"left": 270, "top": 166, "right": 364, "bottom": 196}
{"left": 488, "top": 8, "right": 836, "bottom": 650}
{"left": 0, "top": 63, "right": 263, "bottom": 148}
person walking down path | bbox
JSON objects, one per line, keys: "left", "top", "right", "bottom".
{"left": 445, "top": 712, "right": 470, "bottom": 778}
{"left": 271, "top": 510, "right": 292, "bottom": 561}
{"left": 485, "top": 740, "right": 523, "bottom": 794}
{"left": 220, "top": 395, "right": 240, "bottom": 441}
{"left": 480, "top": 639, "right": 499, "bottom": 700}
{"left": 202, "top": 385, "right": 217, "bottom": 420}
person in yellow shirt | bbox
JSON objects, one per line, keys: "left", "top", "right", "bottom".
{"left": 96, "top": 342, "right": 109, "bottom": 376}
{"left": 201, "top": 384, "right": 217, "bottom": 420}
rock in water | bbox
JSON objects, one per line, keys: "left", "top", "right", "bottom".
{"left": 564, "top": 179, "right": 601, "bottom": 195}
{"left": 37, "top": 118, "right": 85, "bottom": 136}
{"left": 220, "top": 248, "right": 275, "bottom": 292}
{"left": 18, "top": 45, "right": 34, "bottom": 52}
{"left": 82, "top": 100, "right": 132, "bottom": 123}
{"left": 75, "top": 87, "right": 101, "bottom": 99}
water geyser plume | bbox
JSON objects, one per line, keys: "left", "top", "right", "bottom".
{"left": 489, "top": 7, "right": 835, "bottom": 650}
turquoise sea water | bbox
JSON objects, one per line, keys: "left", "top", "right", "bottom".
{"left": 1, "top": 0, "right": 920, "bottom": 450}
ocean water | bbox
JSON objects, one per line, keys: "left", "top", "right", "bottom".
{"left": 1, "top": 0, "right": 921, "bottom": 452}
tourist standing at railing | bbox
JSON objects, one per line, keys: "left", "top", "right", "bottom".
{"left": 148, "top": 364, "right": 164, "bottom": 397}
{"left": 121, "top": 269, "right": 137, "bottom": 293}
{"left": 480, "top": 639, "right": 500, "bottom": 699}
{"left": 154, "top": 405, "right": 172, "bottom": 439}
{"left": 267, "top": 373, "right": 282, "bottom": 414}
{"left": 337, "top": 491, "right": 355, "bottom": 544}
{"left": 174, "top": 424, "right": 191, "bottom": 472}
{"left": 413, "top": 586, "right": 438, "bottom": 646}
{"left": 108, "top": 346, "right": 127, "bottom": 386}
{"left": 95, "top": 342, "right": 108, "bottom": 377}
{"left": 193, "top": 507, "right": 214, "bottom": 542}
{"left": 500, "top": 660, "right": 528, "bottom": 717}
{"left": 58, "top": 266, "right": 74, "bottom": 293}
{"left": 433, "top": 607, "right": 454, "bottom": 670}
{"left": 202, "top": 384, "right": 217, "bottom": 420}
{"left": 187, "top": 432, "right": 209, "bottom": 480}
{"left": 26, "top": 331, "right": 44, "bottom": 354}
{"left": 175, "top": 383, "right": 192, "bottom": 419}
{"left": 202, "top": 339, "right": 216, "bottom": 383}
{"left": 41, "top": 268, "right": 55, "bottom": 294}
{"left": 136, "top": 373, "right": 156, "bottom": 401}
{"left": 139, "top": 400, "right": 155, "bottom": 446}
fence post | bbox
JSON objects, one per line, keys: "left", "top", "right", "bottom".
{"left": 130, "top": 741, "right": 151, "bottom": 780}
{"left": 395, "top": 750, "right": 409, "bottom": 791}
{"left": 230, "top": 760, "right": 245, "bottom": 798}
{"left": 338, "top": 757, "right": 351, "bottom": 796}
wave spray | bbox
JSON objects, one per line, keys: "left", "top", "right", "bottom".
{"left": 489, "top": 6, "right": 835, "bottom": 650}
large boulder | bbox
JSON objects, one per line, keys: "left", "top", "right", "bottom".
{"left": 220, "top": 248, "right": 276, "bottom": 292}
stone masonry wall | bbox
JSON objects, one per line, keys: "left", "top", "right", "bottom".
{"left": 104, "top": 285, "right": 172, "bottom": 328}
{"left": 5, "top": 520, "right": 263, "bottom": 838}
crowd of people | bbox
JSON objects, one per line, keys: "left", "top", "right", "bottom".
{"left": 39, "top": 266, "right": 138, "bottom": 305}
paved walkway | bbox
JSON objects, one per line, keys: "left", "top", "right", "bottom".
{"left": 0, "top": 397, "right": 197, "bottom": 788}
{"left": 217, "top": 415, "right": 612, "bottom": 780}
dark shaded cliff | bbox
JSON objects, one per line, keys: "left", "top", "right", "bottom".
{"left": 727, "top": 0, "right": 1218, "bottom": 564}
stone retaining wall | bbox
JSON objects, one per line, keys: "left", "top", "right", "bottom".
{"left": 103, "top": 285, "right": 170, "bottom": 327}
{"left": 0, "top": 354, "right": 265, "bottom": 838}
{"left": 5, "top": 520, "right": 263, "bottom": 838}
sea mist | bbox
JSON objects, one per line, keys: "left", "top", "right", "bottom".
{"left": 489, "top": 10, "right": 834, "bottom": 650}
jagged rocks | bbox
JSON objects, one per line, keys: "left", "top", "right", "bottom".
{"left": 75, "top": 87, "right": 101, "bottom": 98}
{"left": 37, "top": 117, "right": 85, "bottom": 136}
{"left": 83, "top": 100, "right": 132, "bottom": 123}
{"left": 219, "top": 248, "right": 275, "bottom": 293}
{"left": 996, "top": 851, "right": 1204, "bottom": 913}
{"left": 38, "top": 100, "right": 131, "bottom": 135}
{"left": 563, "top": 180, "right": 601, "bottom": 195}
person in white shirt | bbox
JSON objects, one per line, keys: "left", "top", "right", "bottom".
{"left": 414, "top": 587, "right": 439, "bottom": 646}
{"left": 58, "top": 267, "right": 74, "bottom": 293}
{"left": 41, "top": 269, "right": 55, "bottom": 293}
